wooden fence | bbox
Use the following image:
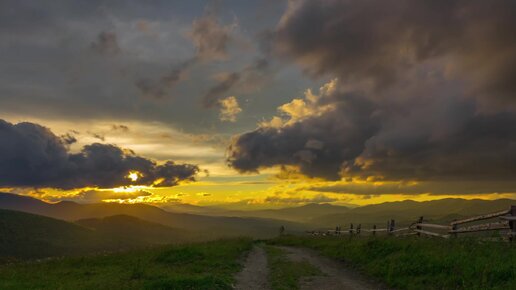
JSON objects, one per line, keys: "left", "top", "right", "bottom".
{"left": 307, "top": 205, "right": 516, "bottom": 241}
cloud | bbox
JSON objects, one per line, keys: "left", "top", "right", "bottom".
{"left": 227, "top": 78, "right": 516, "bottom": 185}
{"left": 226, "top": 0, "right": 516, "bottom": 190}
{"left": 67, "top": 189, "right": 153, "bottom": 203}
{"left": 111, "top": 124, "right": 129, "bottom": 132}
{"left": 91, "top": 31, "right": 121, "bottom": 56}
{"left": 219, "top": 96, "right": 242, "bottom": 122}
{"left": 135, "top": 58, "right": 195, "bottom": 99}
{"left": 189, "top": 8, "right": 236, "bottom": 62}
{"left": 203, "top": 58, "right": 269, "bottom": 108}
{"left": 273, "top": 0, "right": 516, "bottom": 105}
{"left": 60, "top": 133, "right": 77, "bottom": 145}
{"left": 228, "top": 80, "right": 378, "bottom": 180}
{"left": 0, "top": 119, "right": 200, "bottom": 189}
{"left": 133, "top": 7, "right": 237, "bottom": 100}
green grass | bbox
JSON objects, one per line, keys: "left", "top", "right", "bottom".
{"left": 0, "top": 237, "right": 253, "bottom": 290}
{"left": 265, "top": 245, "right": 322, "bottom": 290}
{"left": 268, "top": 235, "right": 516, "bottom": 290}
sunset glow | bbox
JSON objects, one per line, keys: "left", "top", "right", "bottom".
{"left": 0, "top": 0, "right": 515, "bottom": 210}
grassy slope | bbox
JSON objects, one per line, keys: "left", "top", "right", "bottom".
{"left": 0, "top": 238, "right": 253, "bottom": 290}
{"left": 76, "top": 215, "right": 196, "bottom": 245}
{"left": 0, "top": 209, "right": 205, "bottom": 262}
{"left": 0, "top": 209, "right": 111, "bottom": 261}
{"left": 269, "top": 235, "right": 516, "bottom": 290}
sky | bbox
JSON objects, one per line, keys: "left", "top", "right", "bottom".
{"left": 1, "top": 0, "right": 516, "bottom": 209}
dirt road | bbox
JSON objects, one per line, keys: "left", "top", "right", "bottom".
{"left": 279, "top": 246, "right": 386, "bottom": 290}
{"left": 234, "top": 245, "right": 386, "bottom": 290}
{"left": 234, "top": 245, "right": 270, "bottom": 290}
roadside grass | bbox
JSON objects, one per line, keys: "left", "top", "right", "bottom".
{"left": 0, "top": 237, "right": 253, "bottom": 290}
{"left": 265, "top": 245, "right": 322, "bottom": 290}
{"left": 268, "top": 235, "right": 516, "bottom": 290}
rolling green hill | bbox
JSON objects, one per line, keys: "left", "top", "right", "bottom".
{"left": 0, "top": 209, "right": 110, "bottom": 261}
{"left": 0, "top": 209, "right": 208, "bottom": 261}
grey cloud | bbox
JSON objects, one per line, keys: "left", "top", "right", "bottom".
{"left": 190, "top": 9, "right": 234, "bottom": 62}
{"left": 60, "top": 133, "right": 77, "bottom": 145}
{"left": 111, "top": 124, "right": 129, "bottom": 132}
{"left": 135, "top": 58, "right": 196, "bottom": 99}
{"left": 88, "top": 132, "right": 105, "bottom": 142}
{"left": 228, "top": 91, "right": 378, "bottom": 180}
{"left": 0, "top": 119, "right": 200, "bottom": 189}
{"left": 203, "top": 58, "right": 269, "bottom": 108}
{"left": 134, "top": 7, "right": 236, "bottom": 100}
{"left": 91, "top": 31, "right": 121, "bottom": 56}
{"left": 226, "top": 0, "right": 516, "bottom": 192}
{"left": 274, "top": 0, "right": 516, "bottom": 104}
{"left": 227, "top": 80, "right": 516, "bottom": 184}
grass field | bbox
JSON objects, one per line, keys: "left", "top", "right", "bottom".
{"left": 0, "top": 237, "right": 253, "bottom": 290}
{"left": 269, "top": 235, "right": 516, "bottom": 290}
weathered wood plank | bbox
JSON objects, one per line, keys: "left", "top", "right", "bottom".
{"left": 413, "top": 229, "right": 450, "bottom": 238}
{"left": 449, "top": 222, "right": 509, "bottom": 234}
{"left": 500, "top": 216, "right": 516, "bottom": 221}
{"left": 450, "top": 210, "right": 510, "bottom": 225}
{"left": 415, "top": 223, "right": 450, "bottom": 230}
{"left": 391, "top": 227, "right": 410, "bottom": 233}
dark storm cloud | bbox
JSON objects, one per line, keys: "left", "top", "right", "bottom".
{"left": 0, "top": 119, "right": 200, "bottom": 189}
{"left": 203, "top": 58, "right": 269, "bottom": 108}
{"left": 227, "top": 79, "right": 516, "bottom": 183}
{"left": 274, "top": 0, "right": 516, "bottom": 103}
{"left": 226, "top": 0, "right": 516, "bottom": 188}
{"left": 228, "top": 90, "right": 379, "bottom": 180}
{"left": 91, "top": 31, "right": 121, "bottom": 56}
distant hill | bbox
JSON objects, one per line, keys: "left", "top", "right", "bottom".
{"left": 0, "top": 192, "right": 305, "bottom": 238}
{"left": 310, "top": 198, "right": 516, "bottom": 227}
{"left": 161, "top": 202, "right": 350, "bottom": 222}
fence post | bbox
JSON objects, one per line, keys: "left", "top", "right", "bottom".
{"left": 349, "top": 223, "right": 354, "bottom": 235}
{"left": 372, "top": 224, "right": 376, "bottom": 236}
{"left": 451, "top": 219, "right": 458, "bottom": 238}
{"left": 357, "top": 224, "right": 361, "bottom": 235}
{"left": 510, "top": 206, "right": 516, "bottom": 242}
{"left": 416, "top": 216, "right": 423, "bottom": 237}
{"left": 389, "top": 219, "right": 395, "bottom": 235}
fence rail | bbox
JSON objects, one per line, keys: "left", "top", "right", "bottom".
{"left": 307, "top": 205, "right": 516, "bottom": 242}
